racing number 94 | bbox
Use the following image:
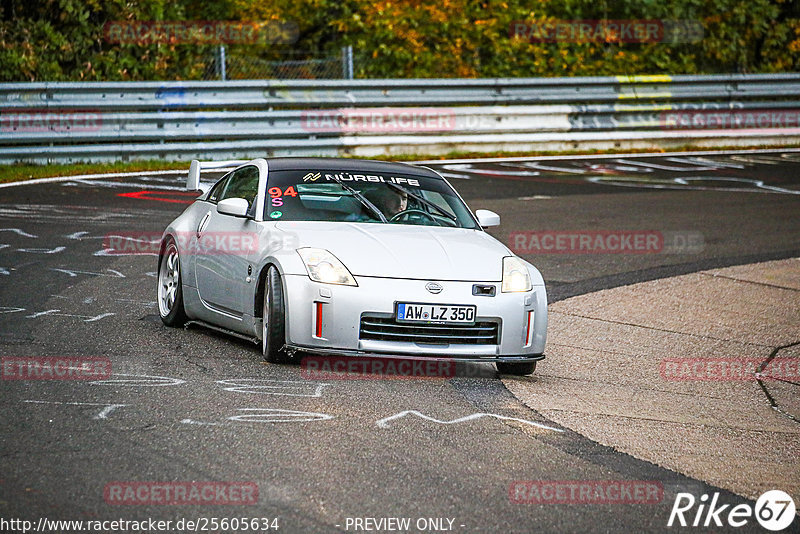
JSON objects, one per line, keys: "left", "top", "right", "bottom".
{"left": 268, "top": 186, "right": 298, "bottom": 207}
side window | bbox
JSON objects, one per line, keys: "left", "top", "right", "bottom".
{"left": 421, "top": 190, "right": 452, "bottom": 212}
{"left": 219, "top": 166, "right": 260, "bottom": 209}
{"left": 207, "top": 172, "right": 232, "bottom": 203}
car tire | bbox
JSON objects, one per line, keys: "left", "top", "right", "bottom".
{"left": 157, "top": 238, "right": 188, "bottom": 327}
{"left": 496, "top": 361, "right": 536, "bottom": 376}
{"left": 262, "top": 266, "right": 291, "bottom": 363}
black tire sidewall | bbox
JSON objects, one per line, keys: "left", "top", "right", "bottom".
{"left": 263, "top": 266, "right": 289, "bottom": 363}
{"left": 158, "top": 238, "right": 188, "bottom": 327}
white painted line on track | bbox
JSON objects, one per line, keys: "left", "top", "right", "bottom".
{"left": 0, "top": 228, "right": 38, "bottom": 238}
{"left": 0, "top": 167, "right": 238, "bottom": 190}
{"left": 180, "top": 408, "right": 335, "bottom": 425}
{"left": 376, "top": 410, "right": 563, "bottom": 431}
{"left": 2, "top": 148, "right": 799, "bottom": 189}
{"left": 51, "top": 268, "right": 126, "bottom": 278}
{"left": 23, "top": 400, "right": 128, "bottom": 420}
{"left": 414, "top": 147, "right": 800, "bottom": 165}
{"left": 228, "top": 408, "right": 334, "bottom": 423}
{"left": 0, "top": 169, "right": 188, "bottom": 189}
{"left": 89, "top": 373, "right": 186, "bottom": 387}
{"left": 16, "top": 246, "right": 65, "bottom": 254}
{"left": 216, "top": 378, "right": 330, "bottom": 397}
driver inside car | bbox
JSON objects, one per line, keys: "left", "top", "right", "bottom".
{"left": 364, "top": 187, "right": 408, "bottom": 219}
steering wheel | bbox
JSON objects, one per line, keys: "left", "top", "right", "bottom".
{"left": 389, "top": 209, "right": 438, "bottom": 224}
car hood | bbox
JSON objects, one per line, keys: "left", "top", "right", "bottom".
{"left": 275, "top": 222, "right": 510, "bottom": 281}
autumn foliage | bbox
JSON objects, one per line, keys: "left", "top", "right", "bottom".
{"left": 1, "top": 0, "right": 798, "bottom": 81}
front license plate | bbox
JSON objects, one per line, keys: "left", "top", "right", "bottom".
{"left": 396, "top": 303, "right": 476, "bottom": 324}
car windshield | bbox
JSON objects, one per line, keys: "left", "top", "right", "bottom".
{"left": 261, "top": 169, "right": 480, "bottom": 229}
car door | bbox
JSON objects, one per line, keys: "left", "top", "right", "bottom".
{"left": 195, "top": 164, "right": 262, "bottom": 317}
{"left": 182, "top": 170, "right": 231, "bottom": 288}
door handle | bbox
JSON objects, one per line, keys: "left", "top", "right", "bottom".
{"left": 196, "top": 212, "right": 211, "bottom": 238}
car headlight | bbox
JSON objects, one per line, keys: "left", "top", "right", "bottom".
{"left": 502, "top": 256, "right": 532, "bottom": 292}
{"left": 296, "top": 248, "right": 357, "bottom": 286}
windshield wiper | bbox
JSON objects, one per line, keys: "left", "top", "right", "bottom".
{"left": 323, "top": 175, "right": 388, "bottom": 223}
{"left": 386, "top": 182, "right": 457, "bottom": 222}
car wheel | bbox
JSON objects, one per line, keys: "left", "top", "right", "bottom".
{"left": 262, "top": 266, "right": 290, "bottom": 363}
{"left": 157, "top": 238, "right": 188, "bottom": 327}
{"left": 496, "top": 361, "right": 536, "bottom": 376}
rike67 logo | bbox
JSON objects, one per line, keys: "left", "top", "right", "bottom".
{"left": 668, "top": 490, "right": 796, "bottom": 531}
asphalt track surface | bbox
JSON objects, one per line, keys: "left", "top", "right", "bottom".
{"left": 0, "top": 149, "right": 799, "bottom": 533}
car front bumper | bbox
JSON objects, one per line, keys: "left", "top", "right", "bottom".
{"left": 282, "top": 274, "right": 547, "bottom": 362}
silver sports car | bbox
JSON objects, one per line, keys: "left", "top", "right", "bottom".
{"left": 158, "top": 158, "right": 547, "bottom": 375}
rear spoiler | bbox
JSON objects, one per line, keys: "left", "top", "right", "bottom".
{"left": 187, "top": 159, "right": 249, "bottom": 192}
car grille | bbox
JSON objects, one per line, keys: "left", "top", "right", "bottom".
{"left": 359, "top": 314, "right": 500, "bottom": 345}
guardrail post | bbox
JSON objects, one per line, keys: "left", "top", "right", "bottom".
{"left": 217, "top": 45, "right": 227, "bottom": 81}
{"left": 342, "top": 46, "right": 354, "bottom": 80}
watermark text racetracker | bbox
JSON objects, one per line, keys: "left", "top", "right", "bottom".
{"left": 509, "top": 480, "right": 663, "bottom": 504}
{"left": 300, "top": 107, "right": 520, "bottom": 133}
{"left": 302, "top": 356, "right": 455, "bottom": 380}
{"left": 509, "top": 20, "right": 704, "bottom": 43}
{"left": 0, "top": 109, "right": 102, "bottom": 132}
{"left": 661, "top": 109, "right": 800, "bottom": 130}
{"left": 509, "top": 230, "right": 703, "bottom": 255}
{"left": 103, "top": 20, "right": 298, "bottom": 45}
{"left": 1, "top": 356, "right": 111, "bottom": 380}
{"left": 103, "top": 231, "right": 299, "bottom": 256}
{"left": 104, "top": 481, "right": 257, "bottom": 506}
{"left": 300, "top": 356, "right": 496, "bottom": 380}
{"left": 302, "top": 108, "right": 456, "bottom": 133}
{"left": 660, "top": 358, "right": 800, "bottom": 381}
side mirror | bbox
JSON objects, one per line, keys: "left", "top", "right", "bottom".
{"left": 475, "top": 209, "right": 500, "bottom": 228}
{"left": 217, "top": 198, "right": 250, "bottom": 218}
